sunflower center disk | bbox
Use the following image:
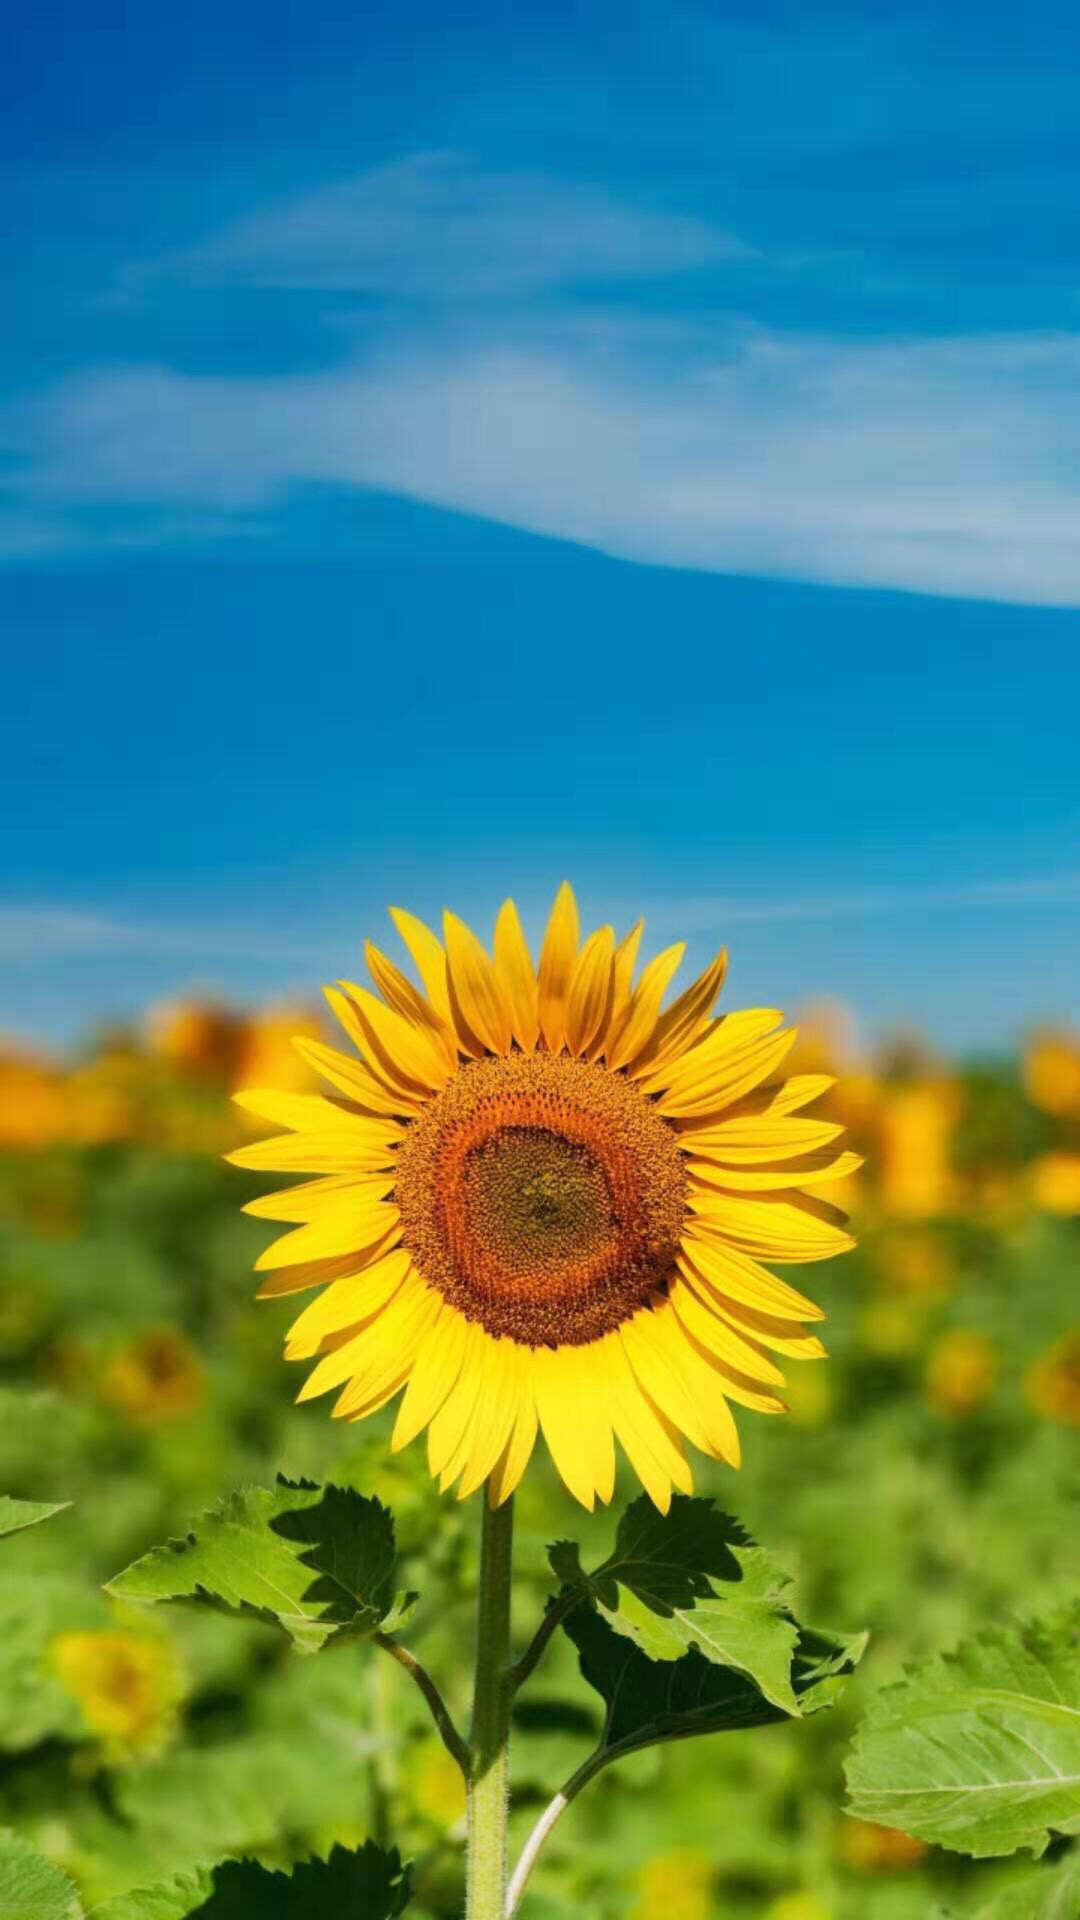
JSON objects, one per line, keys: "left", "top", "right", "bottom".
{"left": 394, "top": 1052, "right": 686, "bottom": 1345}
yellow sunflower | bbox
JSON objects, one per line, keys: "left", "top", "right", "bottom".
{"left": 230, "top": 885, "right": 859, "bottom": 1511}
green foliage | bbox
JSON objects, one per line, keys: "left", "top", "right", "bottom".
{"left": 0, "top": 1495, "right": 69, "bottom": 1538}
{"left": 107, "top": 1478, "right": 416, "bottom": 1652}
{"left": 566, "top": 1606, "right": 865, "bottom": 1760}
{"left": 0, "top": 1827, "right": 81, "bottom": 1920}
{"left": 92, "top": 1843, "right": 411, "bottom": 1919}
{"left": 551, "top": 1495, "right": 802, "bottom": 1712}
{"left": 846, "top": 1605, "right": 1080, "bottom": 1859}
{"left": 973, "top": 1847, "right": 1080, "bottom": 1918}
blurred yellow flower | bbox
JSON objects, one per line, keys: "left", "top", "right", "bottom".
{"left": 924, "top": 1330, "right": 997, "bottom": 1416}
{"left": 0, "top": 1046, "right": 69, "bottom": 1148}
{"left": 632, "top": 1848, "right": 713, "bottom": 1920}
{"left": 102, "top": 1327, "right": 204, "bottom": 1425}
{"left": 763, "top": 1894, "right": 831, "bottom": 1920}
{"left": 1023, "top": 1030, "right": 1080, "bottom": 1116}
{"left": 405, "top": 1735, "right": 468, "bottom": 1827}
{"left": 1029, "top": 1152, "right": 1080, "bottom": 1216}
{"left": 879, "top": 1231, "right": 951, "bottom": 1300}
{"left": 838, "top": 1817, "right": 928, "bottom": 1871}
{"left": 1024, "top": 1333, "right": 1080, "bottom": 1427}
{"left": 147, "top": 999, "right": 240, "bottom": 1083}
{"left": 878, "top": 1081, "right": 960, "bottom": 1219}
{"left": 51, "top": 1627, "right": 182, "bottom": 1762}
{"left": 233, "top": 1003, "right": 324, "bottom": 1097}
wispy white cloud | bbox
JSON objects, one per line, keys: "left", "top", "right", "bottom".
{"left": 15, "top": 324, "right": 1080, "bottom": 603}
{"left": 144, "top": 152, "right": 746, "bottom": 299}
{"left": 5, "top": 875, "right": 1077, "bottom": 968}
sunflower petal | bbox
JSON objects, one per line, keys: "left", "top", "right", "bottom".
{"left": 443, "top": 912, "right": 514, "bottom": 1056}
{"left": 388, "top": 907, "right": 455, "bottom": 1026}
{"left": 605, "top": 944, "right": 686, "bottom": 1072}
{"left": 565, "top": 925, "right": 616, "bottom": 1057}
{"left": 493, "top": 899, "right": 540, "bottom": 1053}
{"left": 537, "top": 882, "right": 580, "bottom": 1055}
{"left": 625, "top": 948, "right": 728, "bottom": 1078}
{"left": 293, "top": 1037, "right": 418, "bottom": 1117}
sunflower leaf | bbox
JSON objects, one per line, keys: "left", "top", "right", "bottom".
{"left": 846, "top": 1604, "right": 1080, "bottom": 1859}
{"left": 91, "top": 1842, "right": 412, "bottom": 1918}
{"left": 0, "top": 1828, "right": 82, "bottom": 1920}
{"left": 106, "top": 1477, "right": 417, "bottom": 1653}
{"left": 551, "top": 1494, "right": 802, "bottom": 1713}
{"left": 0, "top": 1495, "right": 70, "bottom": 1538}
{"left": 972, "top": 1847, "right": 1080, "bottom": 1918}
{"left": 565, "top": 1605, "right": 865, "bottom": 1756}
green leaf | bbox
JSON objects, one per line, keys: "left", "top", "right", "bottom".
{"left": 846, "top": 1604, "right": 1080, "bottom": 1859}
{"left": 0, "top": 1828, "right": 82, "bottom": 1920}
{"left": 551, "top": 1494, "right": 801, "bottom": 1713}
{"left": 106, "top": 1478, "right": 416, "bottom": 1653}
{"left": 91, "top": 1843, "right": 411, "bottom": 1919}
{"left": 973, "top": 1848, "right": 1080, "bottom": 1918}
{"left": 0, "top": 1496, "right": 70, "bottom": 1539}
{"left": 565, "top": 1605, "right": 865, "bottom": 1758}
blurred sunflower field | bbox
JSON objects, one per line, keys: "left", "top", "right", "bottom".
{"left": 1, "top": 997, "right": 1077, "bottom": 1918}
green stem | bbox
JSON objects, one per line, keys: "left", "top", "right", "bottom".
{"left": 465, "top": 1490, "right": 515, "bottom": 1920}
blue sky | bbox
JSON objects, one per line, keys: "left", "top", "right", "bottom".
{"left": 2, "top": 1, "right": 1078, "bottom": 1050}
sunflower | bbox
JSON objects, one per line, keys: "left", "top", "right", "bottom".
{"left": 230, "top": 885, "right": 859, "bottom": 1510}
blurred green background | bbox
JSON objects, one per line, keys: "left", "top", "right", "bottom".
{"left": 1, "top": 1000, "right": 1077, "bottom": 1918}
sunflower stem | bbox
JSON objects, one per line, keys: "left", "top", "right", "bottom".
{"left": 466, "top": 1489, "right": 515, "bottom": 1920}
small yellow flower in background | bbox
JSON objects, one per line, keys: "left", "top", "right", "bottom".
{"left": 405, "top": 1735, "right": 468, "bottom": 1827}
{"left": 230, "top": 884, "right": 859, "bottom": 1510}
{"left": 0, "top": 1044, "right": 68, "bottom": 1147}
{"left": 51, "top": 1628, "right": 183, "bottom": 1763}
{"left": 147, "top": 998, "right": 240, "bottom": 1083}
{"left": 1029, "top": 1152, "right": 1080, "bottom": 1216}
{"left": 1023, "top": 1030, "right": 1080, "bottom": 1116}
{"left": 879, "top": 1231, "right": 951, "bottom": 1300}
{"left": 924, "top": 1330, "right": 997, "bottom": 1416}
{"left": 763, "top": 1893, "right": 832, "bottom": 1920}
{"left": 877, "top": 1081, "right": 960, "bottom": 1220}
{"left": 631, "top": 1848, "right": 713, "bottom": 1920}
{"left": 102, "top": 1327, "right": 204, "bottom": 1425}
{"left": 233, "top": 1003, "right": 324, "bottom": 1097}
{"left": 1025, "top": 1333, "right": 1080, "bottom": 1426}
{"left": 838, "top": 1817, "right": 928, "bottom": 1871}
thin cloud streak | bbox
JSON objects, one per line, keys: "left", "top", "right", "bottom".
{"left": 4, "top": 875, "right": 1078, "bottom": 968}
{"left": 15, "top": 325, "right": 1080, "bottom": 603}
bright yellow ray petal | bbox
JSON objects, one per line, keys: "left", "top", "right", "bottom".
{"left": 589, "top": 919, "right": 643, "bottom": 1060}
{"left": 365, "top": 941, "right": 459, "bottom": 1067}
{"left": 443, "top": 912, "right": 514, "bottom": 1056}
{"left": 686, "top": 1189, "right": 855, "bottom": 1263}
{"left": 533, "top": 1344, "right": 598, "bottom": 1509}
{"left": 388, "top": 906, "right": 455, "bottom": 1027}
{"left": 493, "top": 899, "right": 540, "bottom": 1053}
{"left": 619, "top": 1310, "right": 712, "bottom": 1455}
{"left": 488, "top": 1370, "right": 538, "bottom": 1507}
{"left": 299, "top": 1277, "right": 438, "bottom": 1405}
{"left": 719, "top": 1073, "right": 836, "bottom": 1120}
{"left": 678, "top": 1234, "right": 824, "bottom": 1321}
{"left": 254, "top": 1197, "right": 400, "bottom": 1271}
{"left": 637, "top": 1301, "right": 743, "bottom": 1463}
{"left": 338, "top": 1366, "right": 414, "bottom": 1422}
{"left": 625, "top": 948, "right": 728, "bottom": 1078}
{"left": 340, "top": 983, "right": 452, "bottom": 1093}
{"left": 687, "top": 1149, "right": 864, "bottom": 1192}
{"left": 254, "top": 1237, "right": 401, "bottom": 1299}
{"left": 322, "top": 988, "right": 429, "bottom": 1105}
{"left": 537, "top": 881, "right": 580, "bottom": 1055}
{"left": 602, "top": 1332, "right": 694, "bottom": 1503}
{"left": 243, "top": 1173, "right": 396, "bottom": 1222}
{"left": 285, "top": 1248, "right": 414, "bottom": 1359}
{"left": 700, "top": 1290, "right": 827, "bottom": 1361}
{"left": 427, "top": 1322, "right": 488, "bottom": 1478}
{"left": 605, "top": 943, "right": 686, "bottom": 1072}
{"left": 565, "top": 925, "right": 615, "bottom": 1057}
{"left": 640, "top": 1009, "right": 785, "bottom": 1096}
{"left": 229, "top": 1132, "right": 400, "bottom": 1174}
{"left": 455, "top": 1337, "right": 523, "bottom": 1501}
{"left": 678, "top": 1112, "right": 845, "bottom": 1161}
{"left": 293, "top": 1036, "right": 420, "bottom": 1118}
{"left": 655, "top": 1030, "right": 799, "bottom": 1119}
{"left": 392, "top": 1300, "right": 470, "bottom": 1452}
{"left": 666, "top": 1275, "right": 786, "bottom": 1385}
{"left": 232, "top": 1089, "right": 403, "bottom": 1139}
{"left": 333, "top": 1294, "right": 441, "bottom": 1418}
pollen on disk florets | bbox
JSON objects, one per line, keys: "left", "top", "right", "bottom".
{"left": 394, "top": 1051, "right": 687, "bottom": 1346}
